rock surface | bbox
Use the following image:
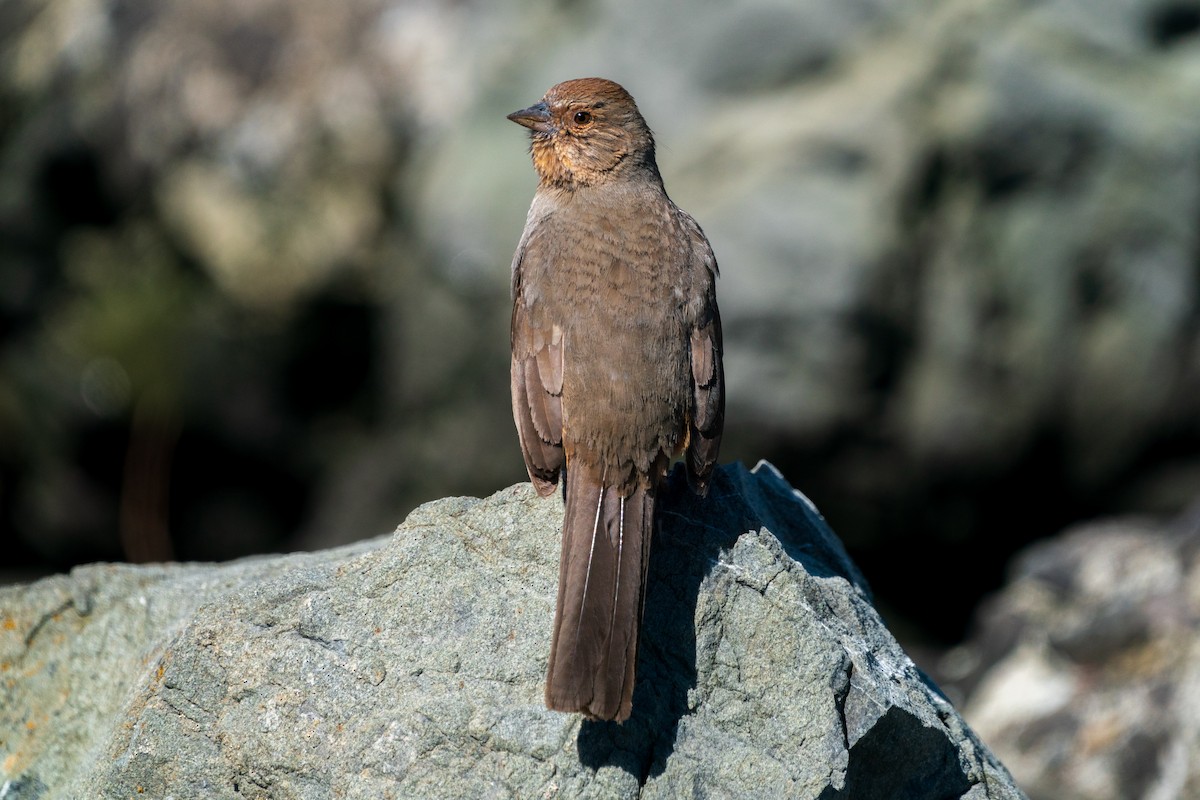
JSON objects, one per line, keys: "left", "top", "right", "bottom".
{"left": 0, "top": 462, "right": 1023, "bottom": 798}
{"left": 947, "top": 502, "right": 1200, "bottom": 800}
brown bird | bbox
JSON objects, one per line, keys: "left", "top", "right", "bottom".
{"left": 507, "top": 78, "right": 724, "bottom": 722}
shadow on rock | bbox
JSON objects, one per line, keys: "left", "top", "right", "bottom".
{"left": 816, "top": 707, "right": 972, "bottom": 800}
{"left": 577, "top": 460, "right": 873, "bottom": 781}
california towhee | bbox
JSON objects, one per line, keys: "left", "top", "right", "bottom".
{"left": 507, "top": 78, "right": 724, "bottom": 722}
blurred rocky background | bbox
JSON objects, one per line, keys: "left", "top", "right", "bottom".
{"left": 946, "top": 501, "right": 1200, "bottom": 798}
{"left": 2, "top": 0, "right": 1200, "bottom": 789}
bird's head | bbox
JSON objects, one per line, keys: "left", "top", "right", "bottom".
{"left": 508, "top": 78, "right": 658, "bottom": 189}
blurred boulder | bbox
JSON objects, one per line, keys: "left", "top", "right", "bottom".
{"left": 945, "top": 500, "right": 1200, "bottom": 799}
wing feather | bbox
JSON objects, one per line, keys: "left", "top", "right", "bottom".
{"left": 511, "top": 245, "right": 565, "bottom": 497}
{"left": 684, "top": 222, "right": 724, "bottom": 496}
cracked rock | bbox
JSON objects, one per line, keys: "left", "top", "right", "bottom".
{"left": 0, "top": 463, "right": 1023, "bottom": 798}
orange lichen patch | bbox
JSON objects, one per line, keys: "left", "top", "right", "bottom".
{"left": 1078, "top": 713, "right": 1123, "bottom": 754}
{"left": 25, "top": 720, "right": 36, "bottom": 731}
{"left": 2, "top": 617, "right": 16, "bottom": 631}
{"left": 4, "top": 753, "right": 20, "bottom": 773}
{"left": 18, "top": 661, "right": 46, "bottom": 680}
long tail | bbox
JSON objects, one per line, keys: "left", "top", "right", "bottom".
{"left": 545, "top": 469, "right": 654, "bottom": 722}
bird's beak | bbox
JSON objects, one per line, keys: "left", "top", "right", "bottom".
{"left": 507, "top": 101, "right": 552, "bottom": 132}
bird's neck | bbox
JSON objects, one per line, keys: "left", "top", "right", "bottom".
{"left": 533, "top": 146, "right": 663, "bottom": 192}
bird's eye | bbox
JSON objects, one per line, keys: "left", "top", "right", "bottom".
{"left": 573, "top": 110, "right": 593, "bottom": 125}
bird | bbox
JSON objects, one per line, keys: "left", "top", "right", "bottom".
{"left": 506, "top": 78, "right": 724, "bottom": 722}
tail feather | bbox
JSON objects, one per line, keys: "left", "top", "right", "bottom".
{"left": 545, "top": 472, "right": 653, "bottom": 722}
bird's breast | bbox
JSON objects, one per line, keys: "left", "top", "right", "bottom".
{"left": 537, "top": 210, "right": 691, "bottom": 465}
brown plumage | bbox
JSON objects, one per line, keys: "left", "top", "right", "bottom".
{"left": 507, "top": 78, "right": 724, "bottom": 722}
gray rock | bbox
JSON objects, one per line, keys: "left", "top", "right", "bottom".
{"left": 949, "top": 502, "right": 1200, "bottom": 800}
{"left": 0, "top": 462, "right": 1022, "bottom": 798}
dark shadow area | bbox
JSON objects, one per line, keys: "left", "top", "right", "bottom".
{"left": 1148, "top": 3, "right": 1200, "bottom": 47}
{"left": 816, "top": 707, "right": 972, "bottom": 800}
{"left": 576, "top": 461, "right": 872, "bottom": 782}
{"left": 36, "top": 144, "right": 122, "bottom": 229}
{"left": 0, "top": 775, "right": 49, "bottom": 800}
{"left": 765, "top": 427, "right": 1102, "bottom": 645}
